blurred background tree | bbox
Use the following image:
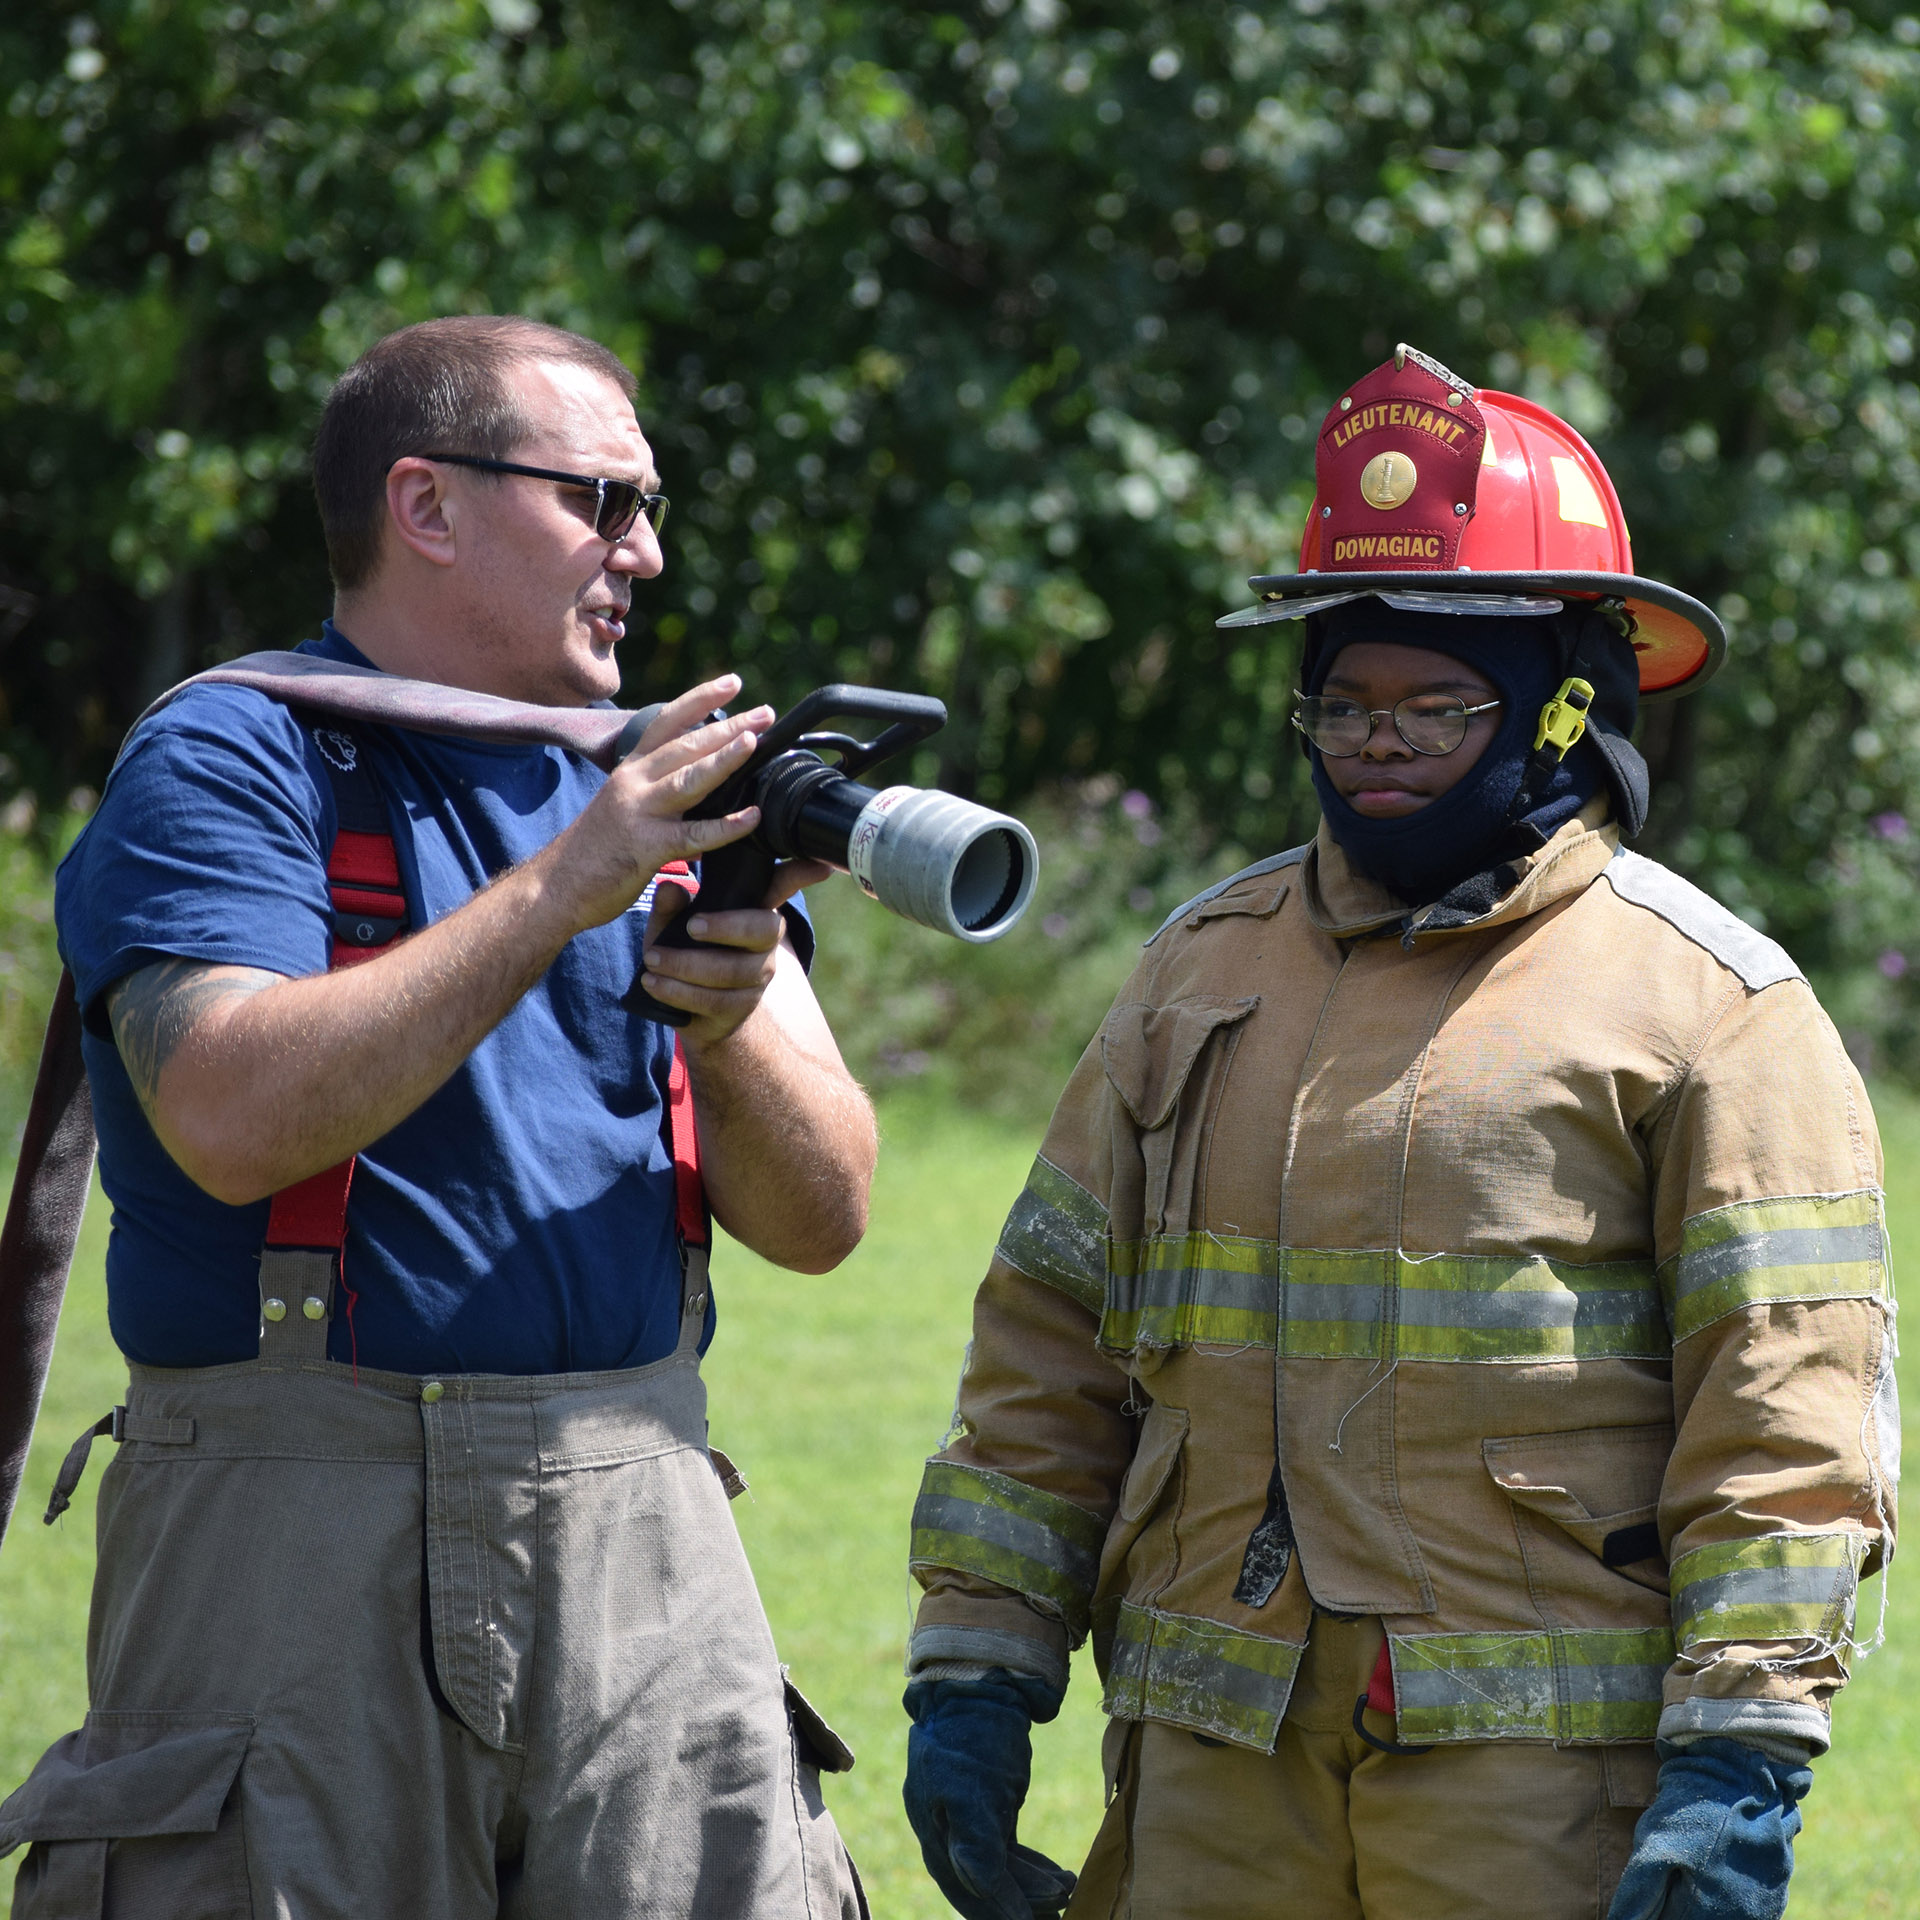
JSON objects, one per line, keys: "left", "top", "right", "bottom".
{"left": 2, "top": 0, "right": 1918, "bottom": 1076}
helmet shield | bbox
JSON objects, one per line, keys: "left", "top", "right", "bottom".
{"left": 1224, "top": 345, "right": 1726, "bottom": 699}
{"left": 1311, "top": 346, "right": 1486, "bottom": 573}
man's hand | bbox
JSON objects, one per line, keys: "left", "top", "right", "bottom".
{"left": 638, "top": 858, "right": 831, "bottom": 1047}
{"left": 537, "top": 677, "right": 775, "bottom": 936}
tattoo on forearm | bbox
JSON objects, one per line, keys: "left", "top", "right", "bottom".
{"left": 107, "top": 960, "right": 277, "bottom": 1120}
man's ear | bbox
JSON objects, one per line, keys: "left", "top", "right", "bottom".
{"left": 383, "top": 457, "right": 460, "bottom": 570}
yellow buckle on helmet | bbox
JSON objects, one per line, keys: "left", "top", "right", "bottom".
{"left": 1534, "top": 676, "right": 1595, "bottom": 758}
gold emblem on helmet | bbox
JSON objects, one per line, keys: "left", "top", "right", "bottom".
{"left": 1360, "top": 450, "right": 1419, "bottom": 510}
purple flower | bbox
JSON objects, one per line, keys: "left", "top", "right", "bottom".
{"left": 1121, "top": 789, "right": 1154, "bottom": 820}
{"left": 1872, "top": 812, "right": 1909, "bottom": 841}
{"left": 1133, "top": 819, "right": 1163, "bottom": 847}
{"left": 1042, "top": 913, "right": 1071, "bottom": 939}
{"left": 1878, "top": 950, "right": 1909, "bottom": 980}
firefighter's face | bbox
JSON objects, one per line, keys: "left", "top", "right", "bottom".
{"left": 451, "top": 358, "right": 665, "bottom": 705}
{"left": 1316, "top": 643, "right": 1504, "bottom": 818}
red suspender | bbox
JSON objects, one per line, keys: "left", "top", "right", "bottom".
{"left": 260, "top": 815, "right": 406, "bottom": 1371}
{"left": 262, "top": 821, "right": 406, "bottom": 1257}
{"left": 666, "top": 1037, "right": 708, "bottom": 1249}
{"left": 1366, "top": 1638, "right": 1396, "bottom": 1714}
{"left": 321, "top": 831, "right": 410, "bottom": 945}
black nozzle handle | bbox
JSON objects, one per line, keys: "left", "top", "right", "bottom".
{"left": 746, "top": 684, "right": 946, "bottom": 778}
{"left": 622, "top": 837, "right": 781, "bottom": 1028}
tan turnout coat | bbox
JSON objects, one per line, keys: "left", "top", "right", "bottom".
{"left": 909, "top": 806, "right": 1897, "bottom": 1756}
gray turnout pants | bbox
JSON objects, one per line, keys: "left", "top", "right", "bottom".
{"left": 1, "top": 1259, "right": 864, "bottom": 1918}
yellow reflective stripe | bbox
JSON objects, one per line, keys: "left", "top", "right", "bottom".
{"left": 1277, "top": 1248, "right": 1384, "bottom": 1358}
{"left": 1102, "top": 1600, "right": 1304, "bottom": 1751}
{"left": 1671, "top": 1533, "right": 1867, "bottom": 1652}
{"left": 1664, "top": 1191, "right": 1887, "bottom": 1342}
{"left": 1105, "top": 1234, "right": 1280, "bottom": 1350}
{"left": 997, "top": 1156, "right": 1108, "bottom": 1313}
{"left": 1100, "top": 1239, "right": 1665, "bottom": 1361}
{"left": 1390, "top": 1627, "right": 1673, "bottom": 1743}
{"left": 909, "top": 1462, "right": 1105, "bottom": 1638}
{"left": 1393, "top": 1252, "right": 1666, "bottom": 1361}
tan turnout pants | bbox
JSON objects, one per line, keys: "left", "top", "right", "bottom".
{"left": 1069, "top": 1610, "right": 1657, "bottom": 1920}
{"left": 1, "top": 1267, "right": 864, "bottom": 1919}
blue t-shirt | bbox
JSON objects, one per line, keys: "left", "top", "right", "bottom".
{"left": 56, "top": 624, "right": 804, "bottom": 1375}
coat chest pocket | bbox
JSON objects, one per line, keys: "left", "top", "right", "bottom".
{"left": 0, "top": 1711, "right": 254, "bottom": 1919}
{"left": 1101, "top": 996, "right": 1260, "bottom": 1243}
{"left": 1484, "top": 1424, "right": 1675, "bottom": 1611}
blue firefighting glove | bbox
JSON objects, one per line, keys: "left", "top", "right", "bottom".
{"left": 903, "top": 1671, "right": 1076, "bottom": 1920}
{"left": 1607, "top": 1738, "right": 1814, "bottom": 1920}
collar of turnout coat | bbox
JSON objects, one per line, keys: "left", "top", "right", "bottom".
{"left": 1301, "top": 796, "right": 1618, "bottom": 944}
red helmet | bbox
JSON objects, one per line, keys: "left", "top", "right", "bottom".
{"left": 1221, "top": 345, "right": 1724, "bottom": 698}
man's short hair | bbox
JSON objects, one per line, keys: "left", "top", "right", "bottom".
{"left": 313, "top": 316, "right": 638, "bottom": 591}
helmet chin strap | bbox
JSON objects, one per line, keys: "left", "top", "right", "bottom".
{"left": 1503, "top": 604, "right": 1636, "bottom": 845}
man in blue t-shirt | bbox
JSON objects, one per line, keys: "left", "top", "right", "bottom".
{"left": 11, "top": 317, "right": 875, "bottom": 1917}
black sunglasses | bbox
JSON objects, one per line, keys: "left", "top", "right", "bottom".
{"left": 416, "top": 453, "right": 670, "bottom": 542}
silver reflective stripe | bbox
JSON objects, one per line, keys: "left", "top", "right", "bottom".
{"left": 1102, "top": 1601, "right": 1304, "bottom": 1750}
{"left": 1101, "top": 1239, "right": 1666, "bottom": 1362}
{"left": 1397, "top": 1281, "right": 1631, "bottom": 1331}
{"left": 1106, "top": 1236, "right": 1280, "bottom": 1350}
{"left": 996, "top": 1156, "right": 1108, "bottom": 1313}
{"left": 910, "top": 1491, "right": 1095, "bottom": 1589}
{"left": 1147, "top": 846, "right": 1310, "bottom": 947}
{"left": 1282, "top": 1280, "right": 1384, "bottom": 1327}
{"left": 1602, "top": 850, "right": 1802, "bottom": 991}
{"left": 1392, "top": 1255, "right": 1663, "bottom": 1360}
{"left": 1669, "top": 1532, "right": 1866, "bottom": 1651}
{"left": 909, "top": 1462, "right": 1105, "bottom": 1637}
{"left": 1664, "top": 1192, "right": 1888, "bottom": 1341}
{"left": 1677, "top": 1223, "right": 1887, "bottom": 1293}
{"left": 1680, "top": 1562, "right": 1850, "bottom": 1618}
{"left": 1390, "top": 1627, "right": 1673, "bottom": 1742}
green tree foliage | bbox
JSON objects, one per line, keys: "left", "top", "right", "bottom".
{"left": 2, "top": 0, "right": 1917, "bottom": 1060}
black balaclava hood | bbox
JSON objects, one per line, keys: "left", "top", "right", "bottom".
{"left": 1300, "top": 598, "right": 1646, "bottom": 905}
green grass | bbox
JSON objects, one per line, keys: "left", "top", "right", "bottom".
{"left": 703, "top": 1096, "right": 1108, "bottom": 1914}
{"left": 3, "top": 1089, "right": 1917, "bottom": 1915}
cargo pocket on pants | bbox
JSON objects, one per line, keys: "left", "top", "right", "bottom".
{"left": 780, "top": 1674, "right": 868, "bottom": 1919}
{"left": 0, "top": 1711, "right": 253, "bottom": 1919}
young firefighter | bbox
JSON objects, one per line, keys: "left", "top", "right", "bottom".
{"left": 900, "top": 348, "right": 1897, "bottom": 1920}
